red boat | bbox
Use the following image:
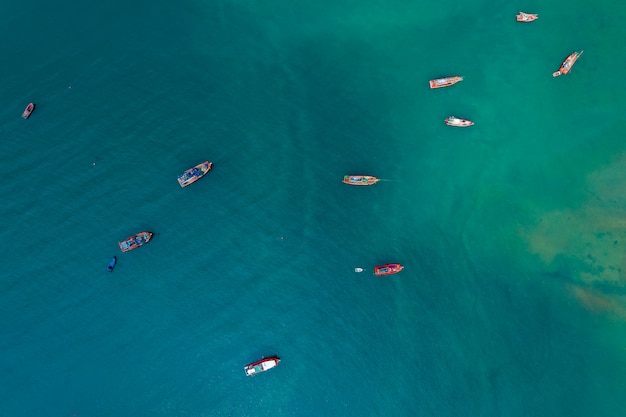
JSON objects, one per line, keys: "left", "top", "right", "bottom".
{"left": 553, "top": 51, "right": 584, "bottom": 77}
{"left": 118, "top": 231, "right": 153, "bottom": 252}
{"left": 429, "top": 76, "right": 463, "bottom": 89}
{"left": 244, "top": 356, "right": 280, "bottom": 376}
{"left": 22, "top": 103, "right": 35, "bottom": 119}
{"left": 374, "top": 263, "right": 404, "bottom": 276}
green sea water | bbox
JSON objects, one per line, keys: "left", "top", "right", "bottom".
{"left": 1, "top": 0, "right": 626, "bottom": 416}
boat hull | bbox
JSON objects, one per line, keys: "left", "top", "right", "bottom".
{"left": 429, "top": 76, "right": 463, "bottom": 89}
{"left": 107, "top": 256, "right": 117, "bottom": 272}
{"left": 553, "top": 51, "right": 583, "bottom": 77}
{"left": 343, "top": 175, "right": 379, "bottom": 186}
{"left": 445, "top": 116, "right": 474, "bottom": 127}
{"left": 244, "top": 356, "right": 280, "bottom": 376}
{"left": 178, "top": 161, "right": 213, "bottom": 188}
{"left": 517, "top": 12, "right": 538, "bottom": 22}
{"left": 374, "top": 263, "right": 404, "bottom": 276}
{"left": 22, "top": 103, "right": 35, "bottom": 119}
{"left": 118, "top": 231, "right": 153, "bottom": 252}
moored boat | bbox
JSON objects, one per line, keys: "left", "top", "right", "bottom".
{"left": 553, "top": 51, "right": 584, "bottom": 77}
{"left": 244, "top": 356, "right": 280, "bottom": 376}
{"left": 177, "top": 161, "right": 213, "bottom": 188}
{"left": 118, "top": 231, "right": 153, "bottom": 252}
{"left": 445, "top": 116, "right": 474, "bottom": 127}
{"left": 107, "top": 256, "right": 117, "bottom": 272}
{"left": 374, "top": 263, "right": 404, "bottom": 276}
{"left": 22, "top": 103, "right": 35, "bottom": 119}
{"left": 517, "top": 12, "right": 538, "bottom": 22}
{"left": 429, "top": 76, "right": 463, "bottom": 89}
{"left": 343, "top": 175, "right": 379, "bottom": 186}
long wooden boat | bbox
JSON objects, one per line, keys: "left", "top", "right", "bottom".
{"left": 553, "top": 51, "right": 583, "bottom": 77}
{"left": 517, "top": 12, "right": 538, "bottom": 22}
{"left": 177, "top": 161, "right": 212, "bottom": 188}
{"left": 429, "top": 76, "right": 463, "bottom": 89}
{"left": 374, "top": 263, "right": 404, "bottom": 277}
{"left": 445, "top": 116, "right": 474, "bottom": 127}
{"left": 118, "top": 231, "right": 153, "bottom": 252}
{"left": 343, "top": 175, "right": 379, "bottom": 186}
{"left": 244, "top": 356, "right": 280, "bottom": 376}
{"left": 22, "top": 103, "right": 35, "bottom": 119}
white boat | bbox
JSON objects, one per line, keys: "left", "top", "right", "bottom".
{"left": 244, "top": 356, "right": 280, "bottom": 376}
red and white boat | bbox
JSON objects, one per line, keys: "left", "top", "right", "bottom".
{"left": 22, "top": 103, "right": 35, "bottom": 119}
{"left": 429, "top": 76, "right": 463, "bottom": 89}
{"left": 553, "top": 51, "right": 584, "bottom": 77}
{"left": 244, "top": 356, "right": 280, "bottom": 376}
{"left": 517, "top": 12, "right": 538, "bottom": 22}
{"left": 374, "top": 263, "right": 404, "bottom": 277}
{"left": 445, "top": 116, "right": 474, "bottom": 127}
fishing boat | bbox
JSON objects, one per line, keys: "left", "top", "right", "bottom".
{"left": 118, "top": 231, "right": 153, "bottom": 252}
{"left": 429, "top": 76, "right": 463, "bottom": 89}
{"left": 374, "top": 263, "right": 404, "bottom": 277}
{"left": 244, "top": 356, "right": 280, "bottom": 376}
{"left": 107, "top": 256, "right": 117, "bottom": 272}
{"left": 445, "top": 116, "right": 474, "bottom": 127}
{"left": 343, "top": 175, "right": 379, "bottom": 186}
{"left": 22, "top": 103, "right": 35, "bottom": 119}
{"left": 517, "top": 12, "right": 538, "bottom": 22}
{"left": 553, "top": 51, "right": 584, "bottom": 77}
{"left": 177, "top": 161, "right": 213, "bottom": 188}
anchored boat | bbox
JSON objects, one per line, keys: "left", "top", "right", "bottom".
{"left": 517, "top": 12, "right": 538, "bottom": 22}
{"left": 107, "top": 256, "right": 117, "bottom": 272}
{"left": 118, "top": 231, "right": 153, "bottom": 252}
{"left": 445, "top": 116, "right": 474, "bottom": 127}
{"left": 244, "top": 356, "right": 280, "bottom": 376}
{"left": 429, "top": 76, "right": 463, "bottom": 89}
{"left": 343, "top": 175, "right": 379, "bottom": 186}
{"left": 22, "top": 103, "right": 35, "bottom": 119}
{"left": 178, "top": 161, "right": 213, "bottom": 188}
{"left": 374, "top": 263, "right": 404, "bottom": 276}
{"left": 553, "top": 51, "right": 584, "bottom": 77}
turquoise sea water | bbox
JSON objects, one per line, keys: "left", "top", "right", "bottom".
{"left": 2, "top": 0, "right": 626, "bottom": 415}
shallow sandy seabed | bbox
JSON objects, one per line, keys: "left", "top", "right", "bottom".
{"left": 521, "top": 156, "right": 626, "bottom": 317}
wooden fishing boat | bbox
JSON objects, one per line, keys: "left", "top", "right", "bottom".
{"left": 517, "top": 12, "right": 538, "bottom": 22}
{"left": 118, "top": 231, "right": 153, "bottom": 252}
{"left": 374, "top": 263, "right": 404, "bottom": 276}
{"left": 244, "top": 356, "right": 280, "bottom": 376}
{"left": 343, "top": 175, "right": 379, "bottom": 186}
{"left": 22, "top": 103, "right": 35, "bottom": 119}
{"left": 429, "top": 76, "right": 463, "bottom": 89}
{"left": 553, "top": 51, "right": 584, "bottom": 77}
{"left": 445, "top": 116, "right": 474, "bottom": 127}
{"left": 107, "top": 256, "right": 117, "bottom": 272}
{"left": 177, "top": 161, "right": 212, "bottom": 188}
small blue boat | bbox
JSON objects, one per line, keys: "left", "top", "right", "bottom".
{"left": 107, "top": 256, "right": 117, "bottom": 272}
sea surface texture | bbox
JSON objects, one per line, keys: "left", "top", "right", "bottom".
{"left": 2, "top": 0, "right": 626, "bottom": 416}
